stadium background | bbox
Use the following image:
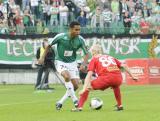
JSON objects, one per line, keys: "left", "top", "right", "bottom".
{"left": 0, "top": 0, "right": 160, "bottom": 121}
{"left": 0, "top": 34, "right": 159, "bottom": 84}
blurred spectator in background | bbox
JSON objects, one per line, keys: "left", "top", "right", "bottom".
{"left": 76, "top": 2, "right": 90, "bottom": 26}
{"left": 142, "top": 0, "right": 152, "bottom": 17}
{"left": 111, "top": 0, "right": 120, "bottom": 22}
{"left": 102, "top": 7, "right": 112, "bottom": 28}
{"left": 50, "top": 1, "right": 59, "bottom": 26}
{"left": 65, "top": 0, "right": 77, "bottom": 23}
{"left": 8, "top": 0, "right": 17, "bottom": 10}
{"left": 77, "top": 11, "right": 87, "bottom": 27}
{"left": 30, "top": 0, "right": 39, "bottom": 20}
{"left": 14, "top": 5, "right": 24, "bottom": 35}
{"left": 0, "top": 0, "right": 159, "bottom": 35}
{"left": 8, "top": 8, "right": 16, "bottom": 35}
{"left": 126, "top": 0, "right": 135, "bottom": 16}
{"left": 0, "top": 1, "right": 7, "bottom": 19}
{"left": 0, "top": 10, "right": 4, "bottom": 19}
{"left": 130, "top": 11, "right": 141, "bottom": 34}
{"left": 139, "top": 17, "right": 150, "bottom": 34}
{"left": 15, "top": 0, "right": 22, "bottom": 9}
{"left": 36, "top": 19, "right": 44, "bottom": 34}
{"left": 0, "top": 19, "right": 8, "bottom": 34}
{"left": 23, "top": 9, "right": 33, "bottom": 27}
{"left": 123, "top": 11, "right": 131, "bottom": 33}
{"left": 59, "top": 0, "right": 69, "bottom": 26}
{"left": 22, "top": 0, "right": 30, "bottom": 11}
{"left": 151, "top": 0, "right": 160, "bottom": 23}
{"left": 97, "top": 0, "right": 111, "bottom": 10}
{"left": 119, "top": 0, "right": 129, "bottom": 21}
{"left": 135, "top": 0, "right": 144, "bottom": 12}
{"left": 43, "top": 0, "right": 51, "bottom": 26}
{"left": 91, "top": 6, "right": 104, "bottom": 32}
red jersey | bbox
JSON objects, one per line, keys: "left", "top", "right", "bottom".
{"left": 88, "top": 55, "right": 122, "bottom": 76}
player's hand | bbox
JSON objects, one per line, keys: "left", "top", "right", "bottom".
{"left": 132, "top": 76, "right": 138, "bottom": 81}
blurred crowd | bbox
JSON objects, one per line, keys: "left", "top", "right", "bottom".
{"left": 0, "top": 0, "right": 160, "bottom": 35}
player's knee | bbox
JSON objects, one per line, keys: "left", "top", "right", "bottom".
{"left": 61, "top": 71, "right": 71, "bottom": 82}
{"left": 73, "top": 84, "right": 78, "bottom": 91}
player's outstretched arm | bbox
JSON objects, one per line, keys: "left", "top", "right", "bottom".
{"left": 121, "top": 65, "right": 138, "bottom": 81}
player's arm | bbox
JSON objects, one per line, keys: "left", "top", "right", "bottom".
{"left": 79, "top": 52, "right": 89, "bottom": 72}
{"left": 121, "top": 64, "right": 138, "bottom": 81}
{"left": 38, "top": 34, "right": 63, "bottom": 64}
{"left": 80, "top": 37, "right": 89, "bottom": 69}
{"left": 114, "top": 58, "right": 138, "bottom": 81}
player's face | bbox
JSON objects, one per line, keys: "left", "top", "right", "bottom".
{"left": 70, "top": 25, "right": 81, "bottom": 37}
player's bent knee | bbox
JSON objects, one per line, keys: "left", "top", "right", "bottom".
{"left": 61, "top": 71, "right": 71, "bottom": 82}
{"left": 73, "top": 84, "right": 78, "bottom": 91}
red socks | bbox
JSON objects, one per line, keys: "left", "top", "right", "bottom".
{"left": 78, "top": 90, "right": 89, "bottom": 108}
{"left": 113, "top": 87, "right": 122, "bottom": 107}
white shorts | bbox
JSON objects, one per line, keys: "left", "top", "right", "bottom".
{"left": 55, "top": 60, "right": 80, "bottom": 79}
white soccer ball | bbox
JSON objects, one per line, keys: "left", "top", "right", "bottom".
{"left": 90, "top": 98, "right": 103, "bottom": 110}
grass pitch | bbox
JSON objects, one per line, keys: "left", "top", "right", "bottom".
{"left": 0, "top": 84, "right": 160, "bottom": 121}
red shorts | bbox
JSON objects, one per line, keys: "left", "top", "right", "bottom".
{"left": 91, "top": 74, "right": 122, "bottom": 90}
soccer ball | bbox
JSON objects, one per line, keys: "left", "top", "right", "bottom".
{"left": 90, "top": 98, "right": 103, "bottom": 110}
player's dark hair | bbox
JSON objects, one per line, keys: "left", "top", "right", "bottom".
{"left": 69, "top": 21, "right": 80, "bottom": 28}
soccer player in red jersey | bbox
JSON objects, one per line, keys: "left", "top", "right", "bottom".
{"left": 72, "top": 44, "right": 138, "bottom": 111}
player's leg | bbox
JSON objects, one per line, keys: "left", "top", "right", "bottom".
{"left": 68, "top": 61, "right": 81, "bottom": 105}
{"left": 72, "top": 78, "right": 101, "bottom": 112}
{"left": 72, "top": 76, "right": 108, "bottom": 112}
{"left": 112, "top": 86, "right": 123, "bottom": 111}
{"left": 62, "top": 71, "right": 78, "bottom": 102}
{"left": 75, "top": 89, "right": 90, "bottom": 111}
{"left": 69, "top": 61, "right": 80, "bottom": 91}
{"left": 55, "top": 61, "right": 78, "bottom": 110}
{"left": 56, "top": 70, "right": 78, "bottom": 109}
{"left": 71, "top": 79, "right": 79, "bottom": 91}
{"left": 111, "top": 74, "right": 123, "bottom": 111}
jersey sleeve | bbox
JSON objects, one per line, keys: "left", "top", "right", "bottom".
{"left": 79, "top": 36, "right": 88, "bottom": 55}
{"left": 114, "top": 58, "right": 122, "bottom": 68}
{"left": 49, "top": 33, "right": 65, "bottom": 46}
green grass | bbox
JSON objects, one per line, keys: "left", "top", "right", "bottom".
{"left": 0, "top": 84, "right": 160, "bottom": 121}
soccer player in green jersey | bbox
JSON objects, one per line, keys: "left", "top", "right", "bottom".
{"left": 39, "top": 21, "right": 89, "bottom": 110}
